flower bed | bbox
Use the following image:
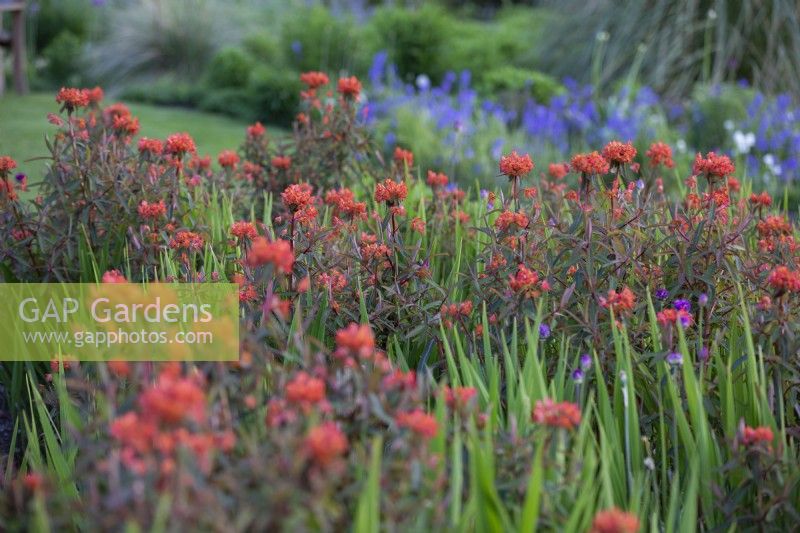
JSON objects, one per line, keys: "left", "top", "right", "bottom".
{"left": 0, "top": 79, "right": 798, "bottom": 530}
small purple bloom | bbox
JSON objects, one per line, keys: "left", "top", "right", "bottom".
{"left": 539, "top": 323, "right": 551, "bottom": 339}
{"left": 666, "top": 352, "right": 683, "bottom": 366}
{"left": 699, "top": 346, "right": 709, "bottom": 362}
{"left": 636, "top": 179, "right": 645, "bottom": 190}
{"left": 291, "top": 41, "right": 303, "bottom": 56}
{"left": 15, "top": 173, "right": 26, "bottom": 183}
{"left": 673, "top": 299, "right": 691, "bottom": 312}
{"left": 572, "top": 368, "right": 584, "bottom": 383}
{"left": 580, "top": 354, "right": 592, "bottom": 370}
{"left": 656, "top": 288, "right": 669, "bottom": 300}
{"left": 698, "top": 293, "right": 708, "bottom": 306}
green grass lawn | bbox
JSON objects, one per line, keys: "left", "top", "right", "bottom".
{"left": 0, "top": 93, "right": 251, "bottom": 179}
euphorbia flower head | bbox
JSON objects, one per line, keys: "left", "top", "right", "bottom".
{"left": 499, "top": 151, "right": 534, "bottom": 178}
{"left": 602, "top": 140, "right": 637, "bottom": 165}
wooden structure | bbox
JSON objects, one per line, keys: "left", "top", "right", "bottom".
{"left": 0, "top": 1, "right": 28, "bottom": 96}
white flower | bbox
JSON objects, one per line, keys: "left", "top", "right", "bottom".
{"left": 415, "top": 74, "right": 430, "bottom": 91}
{"left": 676, "top": 139, "right": 687, "bottom": 153}
{"left": 732, "top": 131, "right": 755, "bottom": 154}
{"left": 724, "top": 120, "right": 734, "bottom": 131}
{"left": 763, "top": 154, "right": 782, "bottom": 176}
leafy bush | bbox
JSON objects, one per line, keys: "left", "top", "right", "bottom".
{"left": 206, "top": 47, "right": 254, "bottom": 90}
{"left": 480, "top": 66, "right": 565, "bottom": 103}
{"left": 688, "top": 83, "right": 753, "bottom": 151}
{"left": 281, "top": 5, "right": 362, "bottom": 74}
{"left": 120, "top": 77, "right": 203, "bottom": 108}
{"left": 197, "top": 87, "right": 256, "bottom": 121}
{"left": 241, "top": 32, "right": 283, "bottom": 64}
{"left": 366, "top": 6, "right": 452, "bottom": 83}
{"left": 32, "top": 0, "right": 94, "bottom": 52}
{"left": 247, "top": 66, "right": 302, "bottom": 127}
{"left": 41, "top": 31, "right": 86, "bottom": 86}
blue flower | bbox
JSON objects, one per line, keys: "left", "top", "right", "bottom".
{"left": 539, "top": 323, "right": 551, "bottom": 339}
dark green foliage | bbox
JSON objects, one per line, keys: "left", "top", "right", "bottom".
{"left": 120, "top": 78, "right": 203, "bottom": 109}
{"left": 206, "top": 48, "right": 254, "bottom": 90}
{"left": 281, "top": 6, "right": 361, "bottom": 74}
{"left": 688, "top": 84, "right": 753, "bottom": 151}
{"left": 367, "top": 6, "right": 451, "bottom": 83}
{"left": 42, "top": 31, "right": 85, "bottom": 86}
{"left": 246, "top": 66, "right": 302, "bottom": 127}
{"left": 480, "top": 66, "right": 565, "bottom": 103}
{"left": 32, "top": 0, "right": 94, "bottom": 52}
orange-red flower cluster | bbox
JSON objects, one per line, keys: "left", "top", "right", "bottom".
{"left": 374, "top": 179, "right": 408, "bottom": 204}
{"left": 165, "top": 133, "right": 197, "bottom": 157}
{"left": 230, "top": 221, "right": 258, "bottom": 240}
{"left": 0, "top": 156, "right": 17, "bottom": 174}
{"left": 285, "top": 371, "right": 326, "bottom": 408}
{"left": 337, "top": 76, "right": 362, "bottom": 98}
{"left": 646, "top": 141, "right": 674, "bottom": 168}
{"left": 692, "top": 152, "right": 735, "bottom": 178}
{"left": 110, "top": 364, "right": 234, "bottom": 475}
{"left": 218, "top": 150, "right": 240, "bottom": 169}
{"left": 590, "top": 508, "right": 640, "bottom": 533}
{"left": 740, "top": 425, "right": 774, "bottom": 448}
{"left": 112, "top": 114, "right": 140, "bottom": 137}
{"left": 305, "top": 421, "right": 348, "bottom": 467}
{"left": 499, "top": 151, "right": 534, "bottom": 178}
{"left": 532, "top": 398, "right": 581, "bottom": 430}
{"left": 56, "top": 87, "right": 90, "bottom": 109}
{"left": 440, "top": 301, "right": 473, "bottom": 328}
{"left": 548, "top": 162, "right": 570, "bottom": 179}
{"left": 393, "top": 147, "right": 414, "bottom": 167}
{"left": 495, "top": 210, "right": 529, "bottom": 231}
{"left": 395, "top": 409, "right": 438, "bottom": 439}
{"left": 246, "top": 237, "right": 294, "bottom": 273}
{"left": 444, "top": 386, "right": 477, "bottom": 410}
{"left": 246, "top": 121, "right": 266, "bottom": 138}
{"left": 767, "top": 266, "right": 800, "bottom": 294}
{"left": 509, "top": 264, "right": 542, "bottom": 298}
{"left": 599, "top": 287, "right": 636, "bottom": 315}
{"left": 137, "top": 137, "right": 163, "bottom": 155}
{"left": 325, "top": 188, "right": 367, "bottom": 220}
{"left": 169, "top": 231, "right": 204, "bottom": 251}
{"left": 748, "top": 192, "right": 772, "bottom": 208}
{"left": 571, "top": 151, "right": 610, "bottom": 175}
{"left": 656, "top": 308, "right": 693, "bottom": 328}
{"left": 137, "top": 200, "right": 167, "bottom": 220}
{"left": 300, "top": 71, "right": 330, "bottom": 89}
{"left": 271, "top": 155, "right": 291, "bottom": 170}
{"left": 334, "top": 322, "right": 376, "bottom": 360}
{"left": 101, "top": 269, "right": 127, "bottom": 283}
{"left": 426, "top": 170, "right": 449, "bottom": 188}
{"left": 318, "top": 269, "right": 347, "bottom": 292}
{"left": 602, "top": 141, "right": 637, "bottom": 165}
{"left": 281, "top": 183, "right": 314, "bottom": 212}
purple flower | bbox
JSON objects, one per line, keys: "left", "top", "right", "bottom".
{"left": 698, "top": 293, "right": 708, "bottom": 307}
{"left": 666, "top": 352, "right": 683, "bottom": 366}
{"left": 572, "top": 368, "right": 584, "bottom": 383}
{"left": 539, "top": 323, "right": 551, "bottom": 339}
{"left": 15, "top": 173, "right": 26, "bottom": 183}
{"left": 673, "top": 299, "right": 691, "bottom": 312}
{"left": 656, "top": 288, "right": 669, "bottom": 300}
{"left": 699, "top": 346, "right": 709, "bottom": 362}
{"left": 678, "top": 313, "right": 692, "bottom": 328}
{"left": 580, "top": 354, "right": 592, "bottom": 370}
